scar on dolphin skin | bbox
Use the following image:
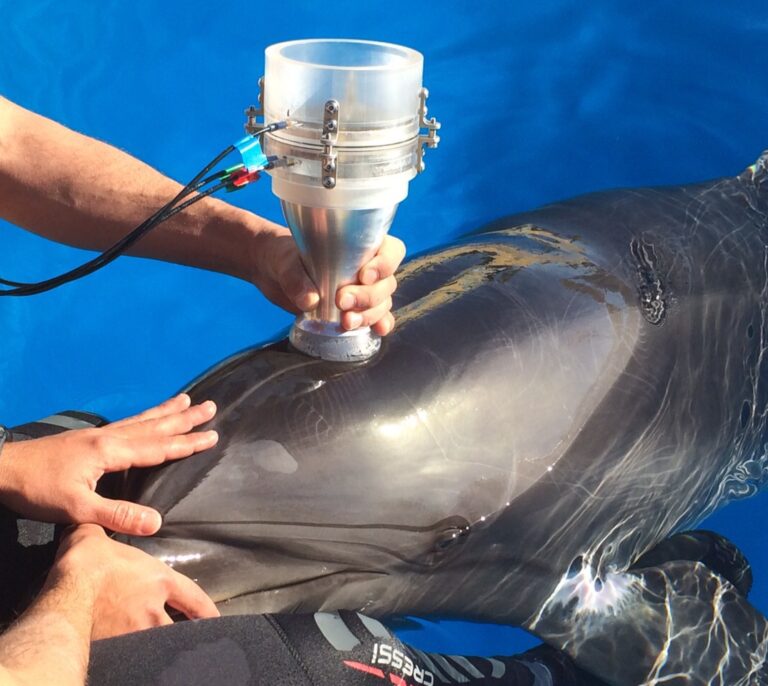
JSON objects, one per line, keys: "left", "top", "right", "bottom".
{"left": 394, "top": 225, "right": 589, "bottom": 328}
{"left": 629, "top": 237, "right": 667, "bottom": 325}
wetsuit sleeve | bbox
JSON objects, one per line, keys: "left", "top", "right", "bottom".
{"left": 88, "top": 611, "right": 602, "bottom": 686}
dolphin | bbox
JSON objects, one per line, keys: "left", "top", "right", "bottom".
{"left": 123, "top": 153, "right": 768, "bottom": 685}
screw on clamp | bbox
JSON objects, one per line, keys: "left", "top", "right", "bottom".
{"left": 244, "top": 76, "right": 266, "bottom": 134}
{"left": 321, "top": 99, "right": 340, "bottom": 189}
{"left": 416, "top": 87, "right": 441, "bottom": 173}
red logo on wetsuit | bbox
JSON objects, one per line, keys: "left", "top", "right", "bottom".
{"left": 343, "top": 642, "right": 435, "bottom": 686}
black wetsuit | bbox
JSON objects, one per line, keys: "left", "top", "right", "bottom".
{"left": 89, "top": 611, "right": 599, "bottom": 686}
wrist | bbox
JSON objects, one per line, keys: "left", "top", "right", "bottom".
{"left": 41, "top": 565, "right": 98, "bottom": 611}
{"left": 47, "top": 542, "right": 105, "bottom": 604}
{"left": 244, "top": 216, "right": 291, "bottom": 285}
{"left": 181, "top": 193, "right": 281, "bottom": 285}
{"left": 14, "top": 561, "right": 97, "bottom": 682}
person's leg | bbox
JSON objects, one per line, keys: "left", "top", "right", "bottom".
{"left": 89, "top": 611, "right": 602, "bottom": 686}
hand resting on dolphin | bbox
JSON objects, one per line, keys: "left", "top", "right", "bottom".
{"left": 121, "top": 153, "right": 768, "bottom": 685}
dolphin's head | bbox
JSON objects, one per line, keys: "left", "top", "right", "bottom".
{"left": 124, "top": 227, "right": 640, "bottom": 620}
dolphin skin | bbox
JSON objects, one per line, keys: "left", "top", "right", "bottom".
{"left": 124, "top": 154, "right": 768, "bottom": 685}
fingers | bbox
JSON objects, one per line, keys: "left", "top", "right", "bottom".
{"left": 109, "top": 394, "right": 191, "bottom": 429}
{"left": 335, "top": 236, "right": 403, "bottom": 334}
{"left": 165, "top": 571, "right": 220, "bottom": 620}
{"left": 358, "top": 235, "right": 406, "bottom": 285}
{"left": 83, "top": 495, "right": 163, "bottom": 536}
{"left": 107, "top": 400, "right": 217, "bottom": 439}
{"left": 251, "top": 227, "right": 319, "bottom": 313}
{"left": 256, "top": 227, "right": 403, "bottom": 331}
{"left": 263, "top": 233, "right": 320, "bottom": 313}
{"left": 102, "top": 429, "right": 219, "bottom": 472}
{"left": 372, "top": 312, "right": 395, "bottom": 337}
{"left": 337, "top": 275, "right": 397, "bottom": 313}
{"left": 341, "top": 296, "right": 393, "bottom": 332}
{"left": 278, "top": 255, "right": 319, "bottom": 313}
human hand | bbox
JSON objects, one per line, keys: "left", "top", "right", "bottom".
{"left": 49, "top": 524, "right": 219, "bottom": 639}
{"left": 0, "top": 394, "right": 217, "bottom": 536}
{"left": 249, "top": 221, "right": 406, "bottom": 336}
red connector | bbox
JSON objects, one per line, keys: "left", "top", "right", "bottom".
{"left": 226, "top": 168, "right": 261, "bottom": 192}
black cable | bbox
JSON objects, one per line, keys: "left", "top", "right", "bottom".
{"left": 0, "top": 143, "right": 255, "bottom": 297}
{"left": 160, "top": 180, "right": 228, "bottom": 217}
{"left": 0, "top": 122, "right": 282, "bottom": 297}
{"left": 0, "top": 276, "right": 29, "bottom": 287}
{"left": 0, "top": 180, "right": 228, "bottom": 297}
{"left": 183, "top": 145, "right": 235, "bottom": 191}
{"left": 0, "top": 189, "right": 195, "bottom": 295}
{"left": 0, "top": 174, "right": 216, "bottom": 291}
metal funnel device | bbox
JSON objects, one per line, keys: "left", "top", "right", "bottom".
{"left": 247, "top": 39, "right": 441, "bottom": 361}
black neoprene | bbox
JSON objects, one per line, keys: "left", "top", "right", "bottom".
{"left": 88, "top": 611, "right": 601, "bottom": 686}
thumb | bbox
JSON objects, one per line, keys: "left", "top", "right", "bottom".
{"left": 284, "top": 269, "right": 319, "bottom": 313}
{"left": 84, "top": 495, "right": 163, "bottom": 536}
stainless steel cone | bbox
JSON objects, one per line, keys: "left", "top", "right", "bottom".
{"left": 282, "top": 202, "right": 398, "bottom": 361}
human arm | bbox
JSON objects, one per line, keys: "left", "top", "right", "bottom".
{"left": 0, "top": 564, "right": 95, "bottom": 686}
{"left": 0, "top": 96, "right": 404, "bottom": 334}
{"left": 0, "top": 393, "right": 217, "bottom": 536}
{"left": 0, "top": 524, "right": 219, "bottom": 686}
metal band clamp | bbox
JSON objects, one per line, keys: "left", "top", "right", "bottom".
{"left": 320, "top": 100, "right": 340, "bottom": 189}
{"left": 244, "top": 76, "right": 265, "bottom": 134}
{"left": 416, "top": 87, "right": 441, "bottom": 173}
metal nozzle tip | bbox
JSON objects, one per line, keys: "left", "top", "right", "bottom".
{"left": 265, "top": 156, "right": 297, "bottom": 170}
{"left": 266, "top": 120, "right": 302, "bottom": 133}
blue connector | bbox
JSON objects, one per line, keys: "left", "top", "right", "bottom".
{"left": 234, "top": 120, "right": 290, "bottom": 171}
{"left": 233, "top": 135, "right": 269, "bottom": 172}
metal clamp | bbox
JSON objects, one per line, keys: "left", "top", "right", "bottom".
{"left": 321, "top": 99, "right": 340, "bottom": 189}
{"left": 244, "top": 76, "right": 265, "bottom": 134}
{"left": 416, "top": 87, "right": 441, "bottom": 173}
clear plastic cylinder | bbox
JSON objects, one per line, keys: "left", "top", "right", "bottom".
{"left": 264, "top": 39, "right": 423, "bottom": 148}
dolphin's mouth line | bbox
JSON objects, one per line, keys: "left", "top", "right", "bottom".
{"left": 162, "top": 518, "right": 465, "bottom": 533}
{"left": 216, "top": 569, "right": 389, "bottom": 602}
{"left": 161, "top": 530, "right": 449, "bottom": 570}
{"left": 157, "top": 518, "right": 470, "bottom": 570}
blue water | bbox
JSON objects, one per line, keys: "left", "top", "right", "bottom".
{"left": 1, "top": 0, "right": 767, "bottom": 658}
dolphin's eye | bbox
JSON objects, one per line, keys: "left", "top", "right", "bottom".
{"left": 434, "top": 526, "right": 470, "bottom": 551}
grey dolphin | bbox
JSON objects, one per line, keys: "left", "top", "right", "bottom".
{"left": 124, "top": 154, "right": 768, "bottom": 685}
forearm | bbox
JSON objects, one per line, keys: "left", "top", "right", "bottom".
{"left": 0, "top": 96, "right": 274, "bottom": 281}
{"left": 0, "top": 573, "right": 94, "bottom": 686}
